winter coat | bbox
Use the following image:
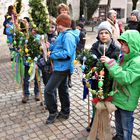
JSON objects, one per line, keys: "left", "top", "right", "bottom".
{"left": 107, "top": 18, "right": 121, "bottom": 47}
{"left": 77, "top": 28, "right": 86, "bottom": 53}
{"left": 127, "top": 20, "right": 138, "bottom": 30}
{"left": 5, "top": 22, "right": 14, "bottom": 44}
{"left": 90, "top": 39, "right": 120, "bottom": 92}
{"left": 105, "top": 30, "right": 140, "bottom": 111}
{"left": 50, "top": 29, "right": 80, "bottom": 73}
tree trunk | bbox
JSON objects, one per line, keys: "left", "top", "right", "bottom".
{"left": 132, "top": 0, "right": 138, "bottom": 10}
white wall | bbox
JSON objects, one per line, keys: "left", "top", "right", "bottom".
{"left": 67, "top": 0, "right": 80, "bottom": 20}
{"left": 110, "top": 0, "right": 127, "bottom": 22}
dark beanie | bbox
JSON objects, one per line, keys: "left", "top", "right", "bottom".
{"left": 78, "top": 23, "right": 84, "bottom": 29}
{"left": 56, "top": 14, "right": 71, "bottom": 28}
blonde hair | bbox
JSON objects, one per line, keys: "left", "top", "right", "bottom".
{"left": 57, "top": 3, "right": 69, "bottom": 14}
{"left": 49, "top": 16, "right": 56, "bottom": 26}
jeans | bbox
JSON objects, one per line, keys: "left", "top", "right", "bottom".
{"left": 23, "top": 65, "right": 39, "bottom": 96}
{"left": 115, "top": 107, "right": 134, "bottom": 140}
{"left": 44, "top": 71, "right": 70, "bottom": 114}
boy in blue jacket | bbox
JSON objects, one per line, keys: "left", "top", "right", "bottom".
{"left": 44, "top": 14, "right": 80, "bottom": 124}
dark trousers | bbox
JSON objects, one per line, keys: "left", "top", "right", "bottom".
{"left": 23, "top": 65, "right": 39, "bottom": 96}
{"left": 44, "top": 71, "right": 70, "bottom": 114}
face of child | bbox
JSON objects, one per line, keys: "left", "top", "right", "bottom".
{"left": 32, "top": 29, "right": 36, "bottom": 35}
{"left": 60, "top": 8, "right": 69, "bottom": 15}
{"left": 48, "top": 24, "right": 56, "bottom": 34}
{"left": 99, "top": 30, "right": 111, "bottom": 43}
{"left": 130, "top": 14, "right": 137, "bottom": 21}
{"left": 57, "top": 24, "right": 63, "bottom": 32}
{"left": 119, "top": 41, "right": 130, "bottom": 54}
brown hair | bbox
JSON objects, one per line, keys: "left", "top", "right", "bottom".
{"left": 57, "top": 3, "right": 69, "bottom": 15}
{"left": 49, "top": 16, "right": 56, "bottom": 26}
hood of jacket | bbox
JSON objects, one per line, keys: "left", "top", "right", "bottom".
{"left": 63, "top": 29, "right": 80, "bottom": 45}
{"left": 118, "top": 30, "right": 140, "bottom": 62}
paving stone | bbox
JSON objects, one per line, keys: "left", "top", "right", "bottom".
{"left": 0, "top": 26, "right": 140, "bottom": 140}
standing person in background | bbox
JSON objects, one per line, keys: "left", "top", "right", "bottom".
{"left": 22, "top": 27, "right": 41, "bottom": 103}
{"left": 3, "top": 5, "right": 17, "bottom": 35}
{"left": 125, "top": 10, "right": 139, "bottom": 30}
{"left": 44, "top": 14, "right": 79, "bottom": 124}
{"left": 5, "top": 16, "right": 14, "bottom": 46}
{"left": 107, "top": 9, "right": 121, "bottom": 47}
{"left": 37, "top": 17, "right": 57, "bottom": 108}
{"left": 76, "top": 23, "right": 86, "bottom": 54}
{"left": 100, "top": 30, "right": 140, "bottom": 140}
{"left": 57, "top": 3, "right": 70, "bottom": 15}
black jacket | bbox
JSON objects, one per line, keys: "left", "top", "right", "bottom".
{"left": 89, "top": 39, "right": 120, "bottom": 93}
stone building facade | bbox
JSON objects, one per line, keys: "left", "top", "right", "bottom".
{"left": 93, "top": 0, "right": 140, "bottom": 23}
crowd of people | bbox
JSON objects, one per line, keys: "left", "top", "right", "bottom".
{"left": 3, "top": 3, "right": 140, "bottom": 140}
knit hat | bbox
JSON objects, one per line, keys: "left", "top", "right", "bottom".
{"left": 56, "top": 14, "right": 71, "bottom": 28}
{"left": 78, "top": 23, "right": 84, "bottom": 29}
{"left": 98, "top": 21, "right": 112, "bottom": 35}
{"left": 131, "top": 10, "right": 140, "bottom": 21}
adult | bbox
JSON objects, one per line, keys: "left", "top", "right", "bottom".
{"left": 125, "top": 10, "right": 140, "bottom": 30}
{"left": 107, "top": 9, "right": 121, "bottom": 47}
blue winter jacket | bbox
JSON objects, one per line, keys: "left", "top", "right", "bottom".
{"left": 50, "top": 29, "right": 80, "bottom": 73}
{"left": 5, "top": 22, "right": 14, "bottom": 44}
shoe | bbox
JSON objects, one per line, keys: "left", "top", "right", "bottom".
{"left": 112, "top": 135, "right": 123, "bottom": 140}
{"left": 22, "top": 96, "right": 29, "bottom": 103}
{"left": 57, "top": 111, "right": 69, "bottom": 119}
{"left": 35, "top": 95, "right": 40, "bottom": 101}
{"left": 86, "top": 126, "right": 91, "bottom": 132}
{"left": 46, "top": 112, "right": 58, "bottom": 124}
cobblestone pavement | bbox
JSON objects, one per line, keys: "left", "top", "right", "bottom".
{"left": 0, "top": 26, "right": 140, "bottom": 140}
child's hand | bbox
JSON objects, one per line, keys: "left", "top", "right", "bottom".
{"left": 6, "top": 24, "right": 10, "bottom": 28}
{"left": 100, "top": 56, "right": 110, "bottom": 63}
{"left": 47, "top": 51, "right": 51, "bottom": 57}
{"left": 46, "top": 42, "right": 50, "bottom": 49}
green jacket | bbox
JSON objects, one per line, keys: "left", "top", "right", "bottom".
{"left": 105, "top": 30, "right": 140, "bottom": 111}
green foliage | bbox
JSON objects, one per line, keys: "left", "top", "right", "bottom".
{"left": 47, "top": 0, "right": 66, "bottom": 17}
{"left": 87, "top": 0, "right": 101, "bottom": 20}
{"left": 25, "top": 34, "right": 42, "bottom": 59}
{"left": 77, "top": 49, "right": 103, "bottom": 74}
{"left": 13, "top": 30, "right": 26, "bottom": 53}
{"left": 80, "top": 0, "right": 101, "bottom": 20}
{"left": 15, "top": 0, "right": 22, "bottom": 14}
{"left": 29, "top": 0, "right": 49, "bottom": 34}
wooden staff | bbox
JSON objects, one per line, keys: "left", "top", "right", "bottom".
{"left": 87, "top": 87, "right": 91, "bottom": 131}
{"left": 103, "top": 43, "right": 106, "bottom": 56}
{"left": 35, "top": 66, "right": 46, "bottom": 112}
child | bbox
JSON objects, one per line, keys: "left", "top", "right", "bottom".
{"left": 44, "top": 14, "right": 79, "bottom": 124}
{"left": 37, "top": 17, "right": 57, "bottom": 107}
{"left": 100, "top": 30, "right": 140, "bottom": 140}
{"left": 57, "top": 3, "right": 80, "bottom": 87}
{"left": 88, "top": 21, "right": 120, "bottom": 131}
{"left": 22, "top": 27, "right": 41, "bottom": 103}
{"left": 5, "top": 16, "right": 14, "bottom": 45}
